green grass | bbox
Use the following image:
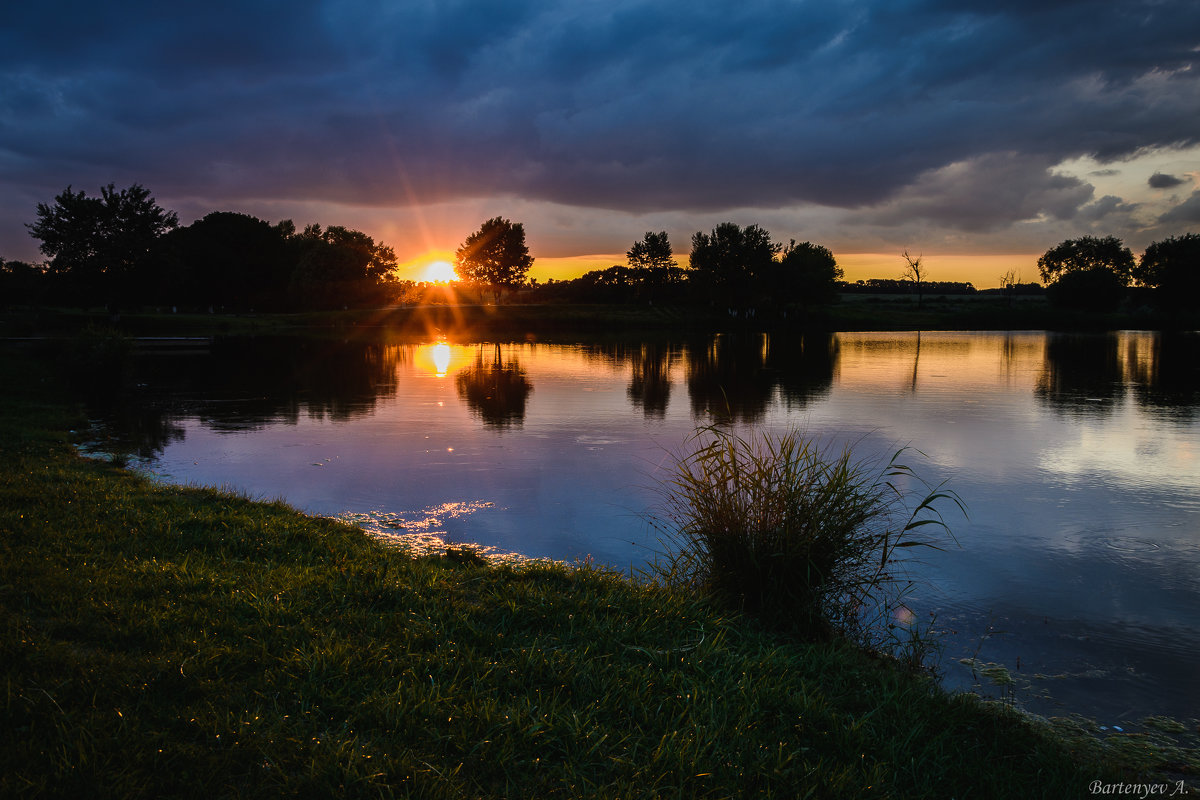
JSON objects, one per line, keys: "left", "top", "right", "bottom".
{"left": 0, "top": 346, "right": 1187, "bottom": 798}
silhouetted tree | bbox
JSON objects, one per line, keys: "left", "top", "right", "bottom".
{"left": 690, "top": 223, "right": 779, "bottom": 307}
{"left": 27, "top": 183, "right": 177, "bottom": 308}
{"left": 0, "top": 257, "right": 45, "bottom": 307}
{"left": 900, "top": 250, "right": 926, "bottom": 308}
{"left": 455, "top": 217, "right": 533, "bottom": 303}
{"left": 626, "top": 231, "right": 686, "bottom": 303}
{"left": 155, "top": 212, "right": 293, "bottom": 310}
{"left": 627, "top": 231, "right": 677, "bottom": 271}
{"left": 288, "top": 225, "right": 399, "bottom": 310}
{"left": 773, "top": 240, "right": 843, "bottom": 307}
{"left": 1037, "top": 236, "right": 1135, "bottom": 312}
{"left": 1044, "top": 266, "right": 1126, "bottom": 311}
{"left": 999, "top": 268, "right": 1019, "bottom": 307}
{"left": 1136, "top": 233, "right": 1200, "bottom": 311}
{"left": 1037, "top": 236, "right": 1134, "bottom": 286}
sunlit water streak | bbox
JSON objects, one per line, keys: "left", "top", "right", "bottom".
{"left": 90, "top": 331, "right": 1200, "bottom": 726}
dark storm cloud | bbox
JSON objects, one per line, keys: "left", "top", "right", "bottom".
{"left": 2, "top": 0, "right": 1199, "bottom": 234}
{"left": 864, "top": 153, "right": 1096, "bottom": 232}
{"left": 1159, "top": 192, "right": 1200, "bottom": 224}
{"left": 1148, "top": 172, "right": 1186, "bottom": 189}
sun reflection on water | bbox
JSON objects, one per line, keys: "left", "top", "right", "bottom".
{"left": 337, "top": 502, "right": 541, "bottom": 565}
{"left": 431, "top": 343, "right": 452, "bottom": 376}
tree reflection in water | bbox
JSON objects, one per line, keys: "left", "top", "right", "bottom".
{"left": 767, "top": 333, "right": 838, "bottom": 410}
{"left": 684, "top": 332, "right": 839, "bottom": 423}
{"left": 83, "top": 337, "right": 405, "bottom": 457}
{"left": 1035, "top": 332, "right": 1125, "bottom": 416}
{"left": 1128, "top": 332, "right": 1200, "bottom": 418}
{"left": 455, "top": 343, "right": 533, "bottom": 428}
{"left": 628, "top": 342, "right": 674, "bottom": 417}
{"left": 685, "top": 333, "right": 777, "bottom": 423}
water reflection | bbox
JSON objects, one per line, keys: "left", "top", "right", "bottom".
{"left": 1035, "top": 333, "right": 1124, "bottom": 416}
{"left": 91, "top": 331, "right": 1198, "bottom": 460}
{"left": 767, "top": 333, "right": 838, "bottom": 409}
{"left": 1129, "top": 333, "right": 1200, "bottom": 417}
{"left": 455, "top": 344, "right": 533, "bottom": 428}
{"left": 88, "top": 337, "right": 404, "bottom": 455}
{"left": 685, "top": 333, "right": 777, "bottom": 422}
{"left": 627, "top": 342, "right": 674, "bottom": 417}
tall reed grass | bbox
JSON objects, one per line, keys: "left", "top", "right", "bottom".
{"left": 649, "top": 425, "right": 963, "bottom": 646}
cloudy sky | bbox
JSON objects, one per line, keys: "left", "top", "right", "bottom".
{"left": 3, "top": 0, "right": 1199, "bottom": 285}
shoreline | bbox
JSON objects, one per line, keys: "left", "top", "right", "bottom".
{"left": 3, "top": 296, "right": 1198, "bottom": 342}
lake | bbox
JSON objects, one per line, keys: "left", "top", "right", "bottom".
{"left": 87, "top": 329, "right": 1200, "bottom": 726}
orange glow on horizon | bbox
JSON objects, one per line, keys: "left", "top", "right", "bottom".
{"left": 392, "top": 247, "right": 1038, "bottom": 289}
{"left": 836, "top": 253, "right": 1042, "bottom": 288}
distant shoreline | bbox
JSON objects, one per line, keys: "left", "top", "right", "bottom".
{"left": 2, "top": 295, "right": 1197, "bottom": 341}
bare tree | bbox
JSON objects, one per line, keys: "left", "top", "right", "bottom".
{"left": 901, "top": 250, "right": 926, "bottom": 308}
{"left": 999, "top": 267, "right": 1019, "bottom": 307}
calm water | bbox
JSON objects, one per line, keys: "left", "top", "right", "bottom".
{"left": 91, "top": 330, "right": 1200, "bottom": 725}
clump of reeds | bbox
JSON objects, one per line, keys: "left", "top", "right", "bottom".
{"left": 649, "top": 425, "right": 962, "bottom": 644}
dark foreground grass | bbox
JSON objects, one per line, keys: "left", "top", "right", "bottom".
{"left": 0, "top": 349, "right": 1176, "bottom": 798}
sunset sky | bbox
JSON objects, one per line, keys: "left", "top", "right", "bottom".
{"left": 2, "top": 1, "right": 1198, "bottom": 287}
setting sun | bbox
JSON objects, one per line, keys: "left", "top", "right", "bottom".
{"left": 422, "top": 260, "right": 458, "bottom": 283}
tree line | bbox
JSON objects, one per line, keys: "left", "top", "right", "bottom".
{"left": 5, "top": 184, "right": 401, "bottom": 312}
{"left": 1034, "top": 234, "right": 1199, "bottom": 312}
{"left": 1, "top": 185, "right": 848, "bottom": 313}
{"left": 520, "top": 225, "right": 843, "bottom": 310}
{"left": 2, "top": 183, "right": 1195, "bottom": 314}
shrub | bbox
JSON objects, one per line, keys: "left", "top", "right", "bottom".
{"left": 648, "top": 425, "right": 962, "bottom": 645}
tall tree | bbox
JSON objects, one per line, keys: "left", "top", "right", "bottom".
{"left": 27, "top": 183, "right": 177, "bottom": 307}
{"left": 1038, "top": 235, "right": 1135, "bottom": 312}
{"left": 156, "top": 212, "right": 293, "bottom": 310}
{"left": 455, "top": 217, "right": 533, "bottom": 303}
{"left": 689, "top": 222, "right": 778, "bottom": 307}
{"left": 1136, "top": 233, "right": 1200, "bottom": 311}
{"left": 1037, "top": 235, "right": 1135, "bottom": 286}
{"left": 627, "top": 231, "right": 677, "bottom": 271}
{"left": 775, "top": 240, "right": 843, "bottom": 307}
{"left": 289, "top": 225, "right": 399, "bottom": 309}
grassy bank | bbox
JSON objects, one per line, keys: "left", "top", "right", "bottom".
{"left": 0, "top": 347, "right": 1185, "bottom": 798}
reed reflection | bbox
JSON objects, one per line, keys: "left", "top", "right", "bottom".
{"left": 455, "top": 343, "right": 533, "bottom": 428}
